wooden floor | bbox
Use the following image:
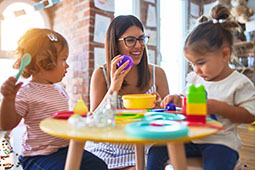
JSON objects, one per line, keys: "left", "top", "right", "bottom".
{"left": 238, "top": 124, "right": 255, "bottom": 170}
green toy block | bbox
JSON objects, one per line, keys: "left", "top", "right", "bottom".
{"left": 187, "top": 85, "right": 206, "bottom": 104}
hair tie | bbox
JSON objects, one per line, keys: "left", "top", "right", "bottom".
{"left": 212, "top": 19, "right": 224, "bottom": 24}
{"left": 219, "top": 19, "right": 224, "bottom": 23}
{"left": 212, "top": 19, "right": 218, "bottom": 24}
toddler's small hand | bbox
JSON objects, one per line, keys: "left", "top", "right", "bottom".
{"left": 1, "top": 77, "right": 22, "bottom": 100}
{"left": 207, "top": 99, "right": 219, "bottom": 115}
{"left": 160, "top": 95, "right": 182, "bottom": 108}
{"left": 150, "top": 91, "right": 162, "bottom": 108}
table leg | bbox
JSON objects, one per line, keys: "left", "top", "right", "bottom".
{"left": 64, "top": 139, "right": 85, "bottom": 170}
{"left": 167, "top": 143, "right": 187, "bottom": 170}
{"left": 135, "top": 144, "right": 145, "bottom": 170}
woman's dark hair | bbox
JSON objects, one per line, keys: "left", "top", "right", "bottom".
{"left": 184, "top": 4, "right": 241, "bottom": 55}
{"left": 14, "top": 28, "right": 68, "bottom": 78}
{"left": 105, "top": 15, "right": 150, "bottom": 90}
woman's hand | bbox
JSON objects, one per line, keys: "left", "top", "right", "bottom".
{"left": 109, "top": 55, "right": 131, "bottom": 93}
{"left": 150, "top": 91, "right": 162, "bottom": 108}
{"left": 160, "top": 94, "right": 182, "bottom": 108}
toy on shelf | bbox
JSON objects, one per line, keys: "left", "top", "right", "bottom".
{"left": 186, "top": 85, "right": 207, "bottom": 124}
{"left": 231, "top": 0, "right": 254, "bottom": 24}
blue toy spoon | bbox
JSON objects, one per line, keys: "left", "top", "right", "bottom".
{"left": 15, "top": 53, "right": 32, "bottom": 79}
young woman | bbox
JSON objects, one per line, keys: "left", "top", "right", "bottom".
{"left": 86, "top": 15, "right": 169, "bottom": 170}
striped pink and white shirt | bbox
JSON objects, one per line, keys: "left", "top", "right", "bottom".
{"left": 15, "top": 82, "right": 69, "bottom": 157}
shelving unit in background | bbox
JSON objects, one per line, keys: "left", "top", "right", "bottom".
{"left": 233, "top": 41, "right": 255, "bottom": 85}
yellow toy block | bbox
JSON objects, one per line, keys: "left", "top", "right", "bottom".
{"left": 187, "top": 103, "right": 206, "bottom": 115}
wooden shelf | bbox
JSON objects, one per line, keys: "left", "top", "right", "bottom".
{"left": 190, "top": 0, "right": 217, "bottom": 4}
{"left": 234, "top": 41, "right": 255, "bottom": 57}
{"left": 237, "top": 55, "right": 254, "bottom": 58}
{"left": 235, "top": 67, "right": 254, "bottom": 72}
{"left": 232, "top": 41, "right": 255, "bottom": 85}
{"left": 234, "top": 41, "right": 254, "bottom": 47}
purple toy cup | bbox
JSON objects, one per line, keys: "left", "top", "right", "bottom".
{"left": 117, "top": 55, "right": 134, "bottom": 71}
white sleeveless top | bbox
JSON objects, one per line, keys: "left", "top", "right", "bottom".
{"left": 85, "top": 65, "right": 156, "bottom": 169}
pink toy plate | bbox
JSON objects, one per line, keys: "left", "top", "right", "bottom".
{"left": 51, "top": 111, "right": 87, "bottom": 119}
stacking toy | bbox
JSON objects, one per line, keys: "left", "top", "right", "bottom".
{"left": 117, "top": 55, "right": 133, "bottom": 71}
{"left": 181, "top": 97, "right": 187, "bottom": 116}
{"left": 73, "top": 95, "right": 88, "bottom": 115}
{"left": 186, "top": 85, "right": 207, "bottom": 124}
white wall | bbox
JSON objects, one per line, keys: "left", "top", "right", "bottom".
{"left": 160, "top": 0, "right": 186, "bottom": 94}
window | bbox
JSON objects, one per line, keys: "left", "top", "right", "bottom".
{"left": 0, "top": 0, "right": 50, "bottom": 100}
{"left": 114, "top": 0, "right": 134, "bottom": 17}
{"left": 0, "top": 0, "right": 50, "bottom": 52}
{"left": 1, "top": 3, "right": 46, "bottom": 51}
{"left": 160, "top": 0, "right": 186, "bottom": 94}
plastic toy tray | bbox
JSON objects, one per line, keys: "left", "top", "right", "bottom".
{"left": 125, "top": 120, "right": 189, "bottom": 139}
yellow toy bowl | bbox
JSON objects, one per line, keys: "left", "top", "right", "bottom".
{"left": 122, "top": 94, "right": 156, "bottom": 109}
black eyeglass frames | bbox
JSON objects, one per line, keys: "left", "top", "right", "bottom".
{"left": 119, "top": 35, "right": 150, "bottom": 47}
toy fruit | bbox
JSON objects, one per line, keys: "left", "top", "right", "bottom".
{"left": 122, "top": 94, "right": 156, "bottom": 109}
{"left": 73, "top": 95, "right": 88, "bottom": 115}
{"left": 117, "top": 55, "right": 133, "bottom": 71}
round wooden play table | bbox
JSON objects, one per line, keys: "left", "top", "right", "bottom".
{"left": 40, "top": 118, "right": 223, "bottom": 170}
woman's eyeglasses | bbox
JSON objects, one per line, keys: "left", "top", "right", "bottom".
{"left": 119, "top": 35, "right": 150, "bottom": 47}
